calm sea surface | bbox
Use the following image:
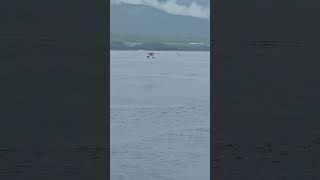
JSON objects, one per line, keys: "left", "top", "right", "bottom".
{"left": 111, "top": 51, "right": 210, "bottom": 180}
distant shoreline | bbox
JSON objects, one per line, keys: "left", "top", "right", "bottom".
{"left": 110, "top": 48, "right": 210, "bottom": 51}
{"left": 110, "top": 41, "right": 209, "bottom": 52}
{"left": 110, "top": 48, "right": 210, "bottom": 52}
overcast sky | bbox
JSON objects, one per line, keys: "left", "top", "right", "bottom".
{"left": 111, "top": 0, "right": 210, "bottom": 19}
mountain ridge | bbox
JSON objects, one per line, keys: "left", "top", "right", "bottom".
{"left": 111, "top": 3, "right": 210, "bottom": 40}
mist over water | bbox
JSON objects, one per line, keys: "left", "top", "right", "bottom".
{"left": 111, "top": 51, "right": 210, "bottom": 180}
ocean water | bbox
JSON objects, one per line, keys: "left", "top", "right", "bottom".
{"left": 111, "top": 51, "right": 210, "bottom": 180}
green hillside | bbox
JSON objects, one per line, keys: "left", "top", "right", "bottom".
{"left": 110, "top": 33, "right": 210, "bottom": 51}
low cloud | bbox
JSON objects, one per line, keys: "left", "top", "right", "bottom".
{"left": 111, "top": 0, "right": 210, "bottom": 19}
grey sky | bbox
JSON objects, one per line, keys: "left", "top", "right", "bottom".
{"left": 111, "top": 0, "right": 209, "bottom": 19}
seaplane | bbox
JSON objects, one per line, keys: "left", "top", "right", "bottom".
{"left": 139, "top": 50, "right": 160, "bottom": 59}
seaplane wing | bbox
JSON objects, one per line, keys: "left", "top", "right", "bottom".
{"left": 141, "top": 50, "right": 160, "bottom": 54}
